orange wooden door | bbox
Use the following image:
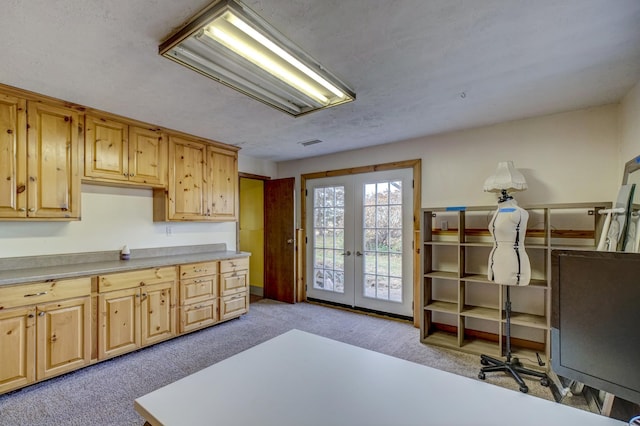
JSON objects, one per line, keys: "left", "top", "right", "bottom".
{"left": 264, "top": 178, "right": 296, "bottom": 303}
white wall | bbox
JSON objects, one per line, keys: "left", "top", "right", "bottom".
{"left": 239, "top": 154, "right": 277, "bottom": 178}
{"left": 0, "top": 154, "right": 277, "bottom": 259}
{"left": 278, "top": 104, "right": 622, "bottom": 225}
{"left": 621, "top": 81, "right": 640, "bottom": 166}
{"left": 0, "top": 184, "right": 236, "bottom": 258}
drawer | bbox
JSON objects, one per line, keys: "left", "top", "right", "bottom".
{"left": 220, "top": 271, "right": 248, "bottom": 296}
{"left": 98, "top": 266, "right": 176, "bottom": 293}
{"left": 180, "top": 275, "right": 217, "bottom": 305}
{"left": 220, "top": 292, "right": 248, "bottom": 321}
{"left": 179, "top": 261, "right": 218, "bottom": 279}
{"left": 219, "top": 257, "right": 249, "bottom": 274}
{"left": 0, "top": 277, "right": 91, "bottom": 310}
{"left": 180, "top": 299, "right": 218, "bottom": 333}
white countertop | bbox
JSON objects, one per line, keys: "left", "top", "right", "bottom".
{"left": 134, "top": 329, "right": 625, "bottom": 426}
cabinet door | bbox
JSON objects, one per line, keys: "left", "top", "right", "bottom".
{"left": 26, "top": 101, "right": 81, "bottom": 218}
{"left": 98, "top": 287, "right": 140, "bottom": 360}
{"left": 0, "top": 306, "right": 35, "bottom": 394}
{"left": 220, "top": 293, "right": 248, "bottom": 321}
{"left": 168, "top": 136, "right": 208, "bottom": 220}
{"left": 129, "top": 126, "right": 167, "bottom": 186}
{"left": 208, "top": 146, "right": 237, "bottom": 220}
{"left": 180, "top": 299, "right": 218, "bottom": 333}
{"left": 36, "top": 297, "right": 91, "bottom": 380}
{"left": 220, "top": 271, "right": 248, "bottom": 297}
{"left": 140, "top": 281, "right": 176, "bottom": 347}
{"left": 180, "top": 275, "right": 217, "bottom": 305}
{"left": 0, "top": 93, "right": 27, "bottom": 218}
{"left": 84, "top": 115, "right": 129, "bottom": 182}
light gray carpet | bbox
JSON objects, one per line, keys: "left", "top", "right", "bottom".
{"left": 0, "top": 299, "right": 590, "bottom": 425}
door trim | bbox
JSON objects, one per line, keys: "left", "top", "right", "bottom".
{"left": 301, "top": 159, "right": 422, "bottom": 325}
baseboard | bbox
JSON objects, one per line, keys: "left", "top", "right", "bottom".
{"left": 250, "top": 286, "right": 263, "bottom": 296}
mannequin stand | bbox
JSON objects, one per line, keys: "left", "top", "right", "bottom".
{"left": 478, "top": 287, "right": 550, "bottom": 393}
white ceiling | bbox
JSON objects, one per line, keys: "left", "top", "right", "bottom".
{"left": 2, "top": 0, "right": 640, "bottom": 162}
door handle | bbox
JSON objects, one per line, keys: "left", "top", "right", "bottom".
{"left": 356, "top": 251, "right": 363, "bottom": 256}
{"left": 342, "top": 251, "right": 352, "bottom": 256}
{"left": 287, "top": 238, "right": 294, "bottom": 244}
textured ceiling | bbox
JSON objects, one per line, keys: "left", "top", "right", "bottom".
{"left": 2, "top": 0, "right": 640, "bottom": 162}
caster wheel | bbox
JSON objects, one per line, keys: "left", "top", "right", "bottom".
{"left": 540, "top": 378, "right": 550, "bottom": 387}
{"left": 480, "top": 358, "right": 489, "bottom": 366}
{"left": 519, "top": 386, "right": 529, "bottom": 393}
{"left": 478, "top": 372, "right": 486, "bottom": 380}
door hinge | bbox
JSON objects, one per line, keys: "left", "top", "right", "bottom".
{"left": 305, "top": 189, "right": 308, "bottom": 196}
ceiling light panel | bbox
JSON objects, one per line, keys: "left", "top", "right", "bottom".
{"left": 159, "top": 0, "right": 355, "bottom": 117}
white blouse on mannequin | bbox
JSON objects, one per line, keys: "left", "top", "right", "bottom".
{"left": 487, "top": 198, "right": 531, "bottom": 286}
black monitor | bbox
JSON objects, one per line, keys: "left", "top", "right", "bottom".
{"left": 551, "top": 249, "right": 640, "bottom": 404}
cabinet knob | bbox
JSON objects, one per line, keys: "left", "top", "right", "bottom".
{"left": 38, "top": 312, "right": 45, "bottom": 317}
{"left": 18, "top": 207, "right": 26, "bottom": 212}
{"left": 28, "top": 208, "right": 35, "bottom": 212}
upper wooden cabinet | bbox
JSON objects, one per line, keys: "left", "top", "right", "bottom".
{"left": 153, "top": 135, "right": 238, "bottom": 222}
{"left": 84, "top": 115, "right": 167, "bottom": 187}
{"left": 0, "top": 94, "right": 81, "bottom": 220}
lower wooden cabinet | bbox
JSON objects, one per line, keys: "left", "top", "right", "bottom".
{"left": 37, "top": 297, "right": 91, "bottom": 380}
{"left": 220, "top": 293, "right": 249, "bottom": 321}
{"left": 0, "top": 278, "right": 91, "bottom": 394}
{"left": 0, "top": 306, "right": 35, "bottom": 394}
{"left": 98, "top": 268, "right": 177, "bottom": 360}
{"left": 0, "top": 256, "right": 249, "bottom": 395}
{"left": 178, "top": 261, "right": 218, "bottom": 333}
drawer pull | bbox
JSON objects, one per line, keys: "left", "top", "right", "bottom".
{"left": 24, "top": 291, "right": 48, "bottom": 297}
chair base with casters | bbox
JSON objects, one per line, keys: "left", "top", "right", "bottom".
{"left": 477, "top": 287, "right": 550, "bottom": 393}
{"left": 478, "top": 353, "right": 550, "bottom": 393}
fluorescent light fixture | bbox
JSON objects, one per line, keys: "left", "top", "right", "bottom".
{"left": 159, "top": 0, "right": 355, "bottom": 116}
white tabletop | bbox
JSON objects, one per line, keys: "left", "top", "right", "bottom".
{"left": 135, "top": 329, "right": 625, "bottom": 426}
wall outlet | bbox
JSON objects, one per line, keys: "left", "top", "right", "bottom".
{"left": 441, "top": 220, "right": 448, "bottom": 231}
{"left": 166, "top": 225, "right": 172, "bottom": 236}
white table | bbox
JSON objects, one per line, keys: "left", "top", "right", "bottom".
{"left": 135, "top": 329, "right": 626, "bottom": 425}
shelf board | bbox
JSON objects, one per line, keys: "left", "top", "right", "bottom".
{"left": 461, "top": 305, "right": 500, "bottom": 321}
{"left": 460, "top": 338, "right": 500, "bottom": 358}
{"left": 425, "top": 300, "right": 458, "bottom": 314}
{"left": 461, "top": 273, "right": 491, "bottom": 283}
{"left": 425, "top": 271, "right": 458, "bottom": 280}
{"left": 528, "top": 279, "right": 547, "bottom": 288}
{"left": 421, "top": 330, "right": 459, "bottom": 348}
{"left": 460, "top": 241, "right": 492, "bottom": 247}
{"left": 505, "top": 312, "right": 547, "bottom": 329}
{"left": 550, "top": 244, "right": 597, "bottom": 251}
{"left": 424, "top": 241, "right": 459, "bottom": 246}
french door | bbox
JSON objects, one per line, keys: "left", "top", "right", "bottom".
{"left": 306, "top": 169, "right": 413, "bottom": 317}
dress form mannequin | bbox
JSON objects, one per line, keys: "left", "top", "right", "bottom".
{"left": 487, "top": 196, "right": 531, "bottom": 286}
{"left": 478, "top": 162, "right": 548, "bottom": 393}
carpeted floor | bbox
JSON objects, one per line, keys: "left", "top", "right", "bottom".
{"left": 0, "top": 299, "right": 591, "bottom": 425}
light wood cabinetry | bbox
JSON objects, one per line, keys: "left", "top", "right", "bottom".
{"left": 97, "top": 266, "right": 177, "bottom": 360}
{"left": 219, "top": 258, "right": 249, "bottom": 320}
{"left": 178, "top": 261, "right": 219, "bottom": 333}
{"left": 84, "top": 115, "right": 167, "bottom": 187}
{"left": 420, "top": 203, "right": 610, "bottom": 368}
{"left": 0, "top": 92, "right": 81, "bottom": 219}
{"left": 153, "top": 135, "right": 238, "bottom": 222}
{"left": 0, "top": 255, "right": 249, "bottom": 395}
{"left": 0, "top": 277, "right": 91, "bottom": 393}
{"left": 208, "top": 146, "right": 238, "bottom": 220}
